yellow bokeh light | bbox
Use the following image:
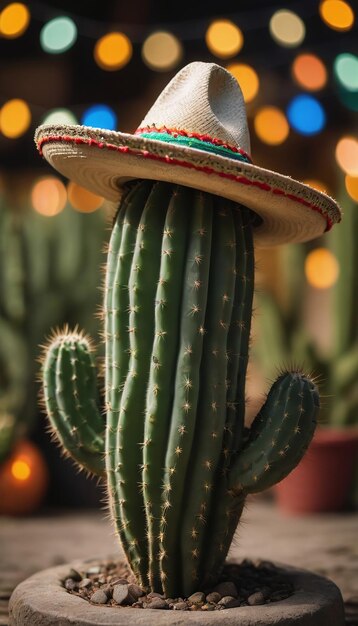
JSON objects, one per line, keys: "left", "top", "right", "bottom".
{"left": 142, "top": 31, "right": 183, "bottom": 71}
{"left": 0, "top": 99, "right": 31, "bottom": 138}
{"left": 254, "top": 107, "right": 289, "bottom": 145}
{"left": 335, "top": 136, "right": 358, "bottom": 176}
{"left": 292, "top": 54, "right": 327, "bottom": 91}
{"left": 345, "top": 175, "right": 358, "bottom": 201}
{"left": 68, "top": 182, "right": 104, "bottom": 212}
{"left": 0, "top": 2, "right": 30, "bottom": 38}
{"left": 32, "top": 177, "right": 67, "bottom": 217}
{"left": 227, "top": 63, "right": 259, "bottom": 103}
{"left": 303, "top": 179, "right": 330, "bottom": 195}
{"left": 205, "top": 20, "right": 243, "bottom": 59}
{"left": 305, "top": 248, "right": 339, "bottom": 289}
{"left": 11, "top": 459, "right": 31, "bottom": 481}
{"left": 319, "top": 0, "right": 354, "bottom": 31}
{"left": 94, "top": 32, "right": 132, "bottom": 71}
{"left": 269, "top": 10, "right": 305, "bottom": 47}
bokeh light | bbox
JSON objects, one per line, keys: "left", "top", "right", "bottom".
{"left": 303, "top": 179, "right": 330, "bottom": 195}
{"left": 335, "top": 136, "right": 358, "bottom": 175}
{"left": 42, "top": 108, "right": 78, "bottom": 125}
{"left": 68, "top": 182, "right": 104, "bottom": 212}
{"left": 345, "top": 175, "right": 358, "bottom": 201}
{"left": 287, "top": 95, "right": 326, "bottom": 135}
{"left": 254, "top": 107, "right": 289, "bottom": 145}
{"left": 305, "top": 248, "right": 339, "bottom": 289}
{"left": 319, "top": 0, "right": 354, "bottom": 31}
{"left": 0, "top": 99, "right": 31, "bottom": 138}
{"left": 292, "top": 54, "right": 327, "bottom": 91}
{"left": 31, "top": 177, "right": 67, "bottom": 217}
{"left": 227, "top": 63, "right": 259, "bottom": 102}
{"left": 40, "top": 16, "right": 77, "bottom": 54}
{"left": 205, "top": 20, "right": 243, "bottom": 58}
{"left": 94, "top": 32, "right": 132, "bottom": 71}
{"left": 0, "top": 2, "right": 30, "bottom": 38}
{"left": 334, "top": 53, "right": 358, "bottom": 91}
{"left": 11, "top": 459, "right": 31, "bottom": 481}
{"left": 81, "top": 104, "right": 117, "bottom": 130}
{"left": 269, "top": 10, "right": 305, "bottom": 47}
{"left": 142, "top": 31, "right": 183, "bottom": 71}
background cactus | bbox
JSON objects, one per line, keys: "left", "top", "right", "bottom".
{"left": 0, "top": 187, "right": 106, "bottom": 462}
{"left": 42, "top": 180, "right": 319, "bottom": 597}
{"left": 254, "top": 181, "right": 357, "bottom": 428}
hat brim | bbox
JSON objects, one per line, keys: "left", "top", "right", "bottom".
{"left": 35, "top": 124, "right": 341, "bottom": 247}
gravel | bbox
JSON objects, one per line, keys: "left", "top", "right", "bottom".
{"left": 64, "top": 558, "right": 294, "bottom": 611}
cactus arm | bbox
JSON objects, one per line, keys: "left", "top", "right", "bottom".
{"left": 160, "top": 191, "right": 213, "bottom": 596}
{"left": 117, "top": 182, "right": 170, "bottom": 588}
{"left": 228, "top": 371, "right": 319, "bottom": 494}
{"left": 143, "top": 185, "right": 191, "bottom": 592}
{"left": 42, "top": 332, "right": 105, "bottom": 477}
{"left": 180, "top": 200, "right": 236, "bottom": 596}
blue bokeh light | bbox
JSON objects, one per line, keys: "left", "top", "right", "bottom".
{"left": 81, "top": 105, "right": 117, "bottom": 130}
{"left": 287, "top": 94, "right": 326, "bottom": 135}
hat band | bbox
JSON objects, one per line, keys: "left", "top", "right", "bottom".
{"left": 135, "top": 127, "right": 252, "bottom": 164}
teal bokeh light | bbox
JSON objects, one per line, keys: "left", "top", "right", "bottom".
{"left": 40, "top": 17, "right": 77, "bottom": 54}
{"left": 334, "top": 53, "right": 358, "bottom": 92}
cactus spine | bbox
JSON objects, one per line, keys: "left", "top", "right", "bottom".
{"left": 43, "top": 180, "right": 319, "bottom": 597}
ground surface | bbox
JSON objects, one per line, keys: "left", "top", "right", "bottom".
{"left": 0, "top": 498, "right": 357, "bottom": 625}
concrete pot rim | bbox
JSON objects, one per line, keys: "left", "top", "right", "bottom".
{"left": 9, "top": 557, "right": 345, "bottom": 626}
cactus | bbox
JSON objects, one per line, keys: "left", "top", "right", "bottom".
{"left": 255, "top": 181, "right": 357, "bottom": 428}
{"left": 42, "top": 180, "right": 319, "bottom": 597}
{"left": 0, "top": 186, "right": 107, "bottom": 461}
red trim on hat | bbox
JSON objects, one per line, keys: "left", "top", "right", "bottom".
{"left": 135, "top": 126, "right": 252, "bottom": 163}
{"left": 36, "top": 135, "right": 335, "bottom": 231}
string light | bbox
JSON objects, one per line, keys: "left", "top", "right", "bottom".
{"left": 42, "top": 108, "right": 78, "bottom": 125}
{"left": 205, "top": 19, "right": 243, "bottom": 59}
{"left": 68, "top": 182, "right": 104, "bottom": 212}
{"left": 0, "top": 99, "right": 31, "bottom": 138}
{"left": 287, "top": 95, "right": 326, "bottom": 135}
{"left": 345, "top": 175, "right": 358, "bottom": 201}
{"left": 227, "top": 63, "right": 259, "bottom": 102}
{"left": 254, "top": 107, "right": 289, "bottom": 145}
{"left": 142, "top": 31, "right": 183, "bottom": 71}
{"left": 334, "top": 53, "right": 358, "bottom": 91}
{"left": 0, "top": 2, "right": 30, "bottom": 38}
{"left": 40, "top": 16, "right": 77, "bottom": 54}
{"left": 81, "top": 104, "right": 117, "bottom": 130}
{"left": 11, "top": 459, "right": 31, "bottom": 481}
{"left": 94, "top": 32, "right": 132, "bottom": 71}
{"left": 305, "top": 248, "right": 339, "bottom": 289}
{"left": 292, "top": 54, "right": 327, "bottom": 91}
{"left": 31, "top": 177, "right": 67, "bottom": 216}
{"left": 335, "top": 136, "right": 358, "bottom": 176}
{"left": 269, "top": 10, "right": 305, "bottom": 47}
{"left": 319, "top": 0, "right": 354, "bottom": 31}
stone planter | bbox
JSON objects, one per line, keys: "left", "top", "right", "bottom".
{"left": 9, "top": 558, "right": 345, "bottom": 626}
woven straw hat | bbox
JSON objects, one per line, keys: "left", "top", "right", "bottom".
{"left": 35, "top": 61, "right": 341, "bottom": 246}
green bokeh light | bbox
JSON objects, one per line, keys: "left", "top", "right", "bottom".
{"left": 42, "top": 108, "right": 78, "bottom": 125}
{"left": 334, "top": 53, "right": 358, "bottom": 92}
{"left": 40, "top": 17, "right": 77, "bottom": 54}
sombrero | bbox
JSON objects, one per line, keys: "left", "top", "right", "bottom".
{"left": 35, "top": 61, "right": 341, "bottom": 246}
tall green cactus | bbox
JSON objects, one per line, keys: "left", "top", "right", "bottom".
{"left": 42, "top": 180, "right": 319, "bottom": 597}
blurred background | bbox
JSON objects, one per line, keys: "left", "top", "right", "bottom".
{"left": 0, "top": 0, "right": 357, "bottom": 516}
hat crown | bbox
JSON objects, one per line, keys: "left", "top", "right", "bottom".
{"left": 140, "top": 62, "right": 251, "bottom": 155}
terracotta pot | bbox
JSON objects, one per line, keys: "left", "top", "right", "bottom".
{"left": 275, "top": 427, "right": 358, "bottom": 514}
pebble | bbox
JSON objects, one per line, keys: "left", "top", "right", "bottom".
{"left": 202, "top": 603, "right": 216, "bottom": 611}
{"left": 91, "top": 590, "right": 108, "bottom": 604}
{"left": 247, "top": 591, "right": 266, "bottom": 606}
{"left": 128, "top": 583, "right": 145, "bottom": 600}
{"left": 173, "top": 601, "right": 188, "bottom": 610}
{"left": 79, "top": 578, "right": 92, "bottom": 589}
{"left": 147, "top": 591, "right": 165, "bottom": 598}
{"left": 213, "top": 581, "right": 238, "bottom": 598}
{"left": 113, "top": 584, "right": 130, "bottom": 605}
{"left": 218, "top": 595, "right": 242, "bottom": 608}
{"left": 68, "top": 569, "right": 82, "bottom": 581}
{"left": 87, "top": 566, "right": 101, "bottom": 575}
{"left": 148, "top": 597, "right": 168, "bottom": 609}
{"left": 64, "top": 578, "right": 77, "bottom": 591}
{"left": 188, "top": 591, "right": 205, "bottom": 604}
{"left": 206, "top": 591, "right": 221, "bottom": 603}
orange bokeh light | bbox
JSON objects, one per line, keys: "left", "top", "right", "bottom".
{"left": 292, "top": 54, "right": 327, "bottom": 91}
{"left": 68, "top": 181, "right": 104, "bottom": 212}
{"left": 319, "top": 0, "right": 354, "bottom": 31}
{"left": 305, "top": 248, "right": 339, "bottom": 289}
{"left": 227, "top": 63, "right": 259, "bottom": 102}
{"left": 205, "top": 20, "right": 243, "bottom": 59}
{"left": 254, "top": 107, "right": 289, "bottom": 145}
{"left": 335, "top": 136, "right": 358, "bottom": 176}
{"left": 11, "top": 459, "right": 31, "bottom": 481}
{"left": 31, "top": 177, "right": 67, "bottom": 216}
{"left": 345, "top": 175, "right": 358, "bottom": 201}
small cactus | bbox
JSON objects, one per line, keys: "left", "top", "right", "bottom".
{"left": 42, "top": 180, "right": 319, "bottom": 597}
